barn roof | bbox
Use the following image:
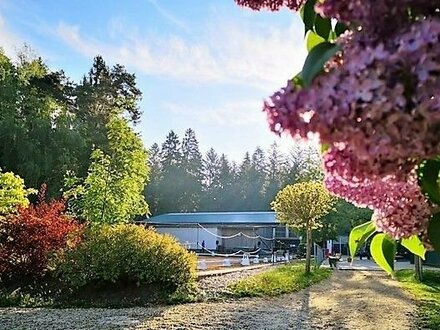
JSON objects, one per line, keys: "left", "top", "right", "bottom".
{"left": 145, "top": 212, "right": 277, "bottom": 225}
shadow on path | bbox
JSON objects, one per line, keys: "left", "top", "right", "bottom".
{"left": 0, "top": 271, "right": 416, "bottom": 330}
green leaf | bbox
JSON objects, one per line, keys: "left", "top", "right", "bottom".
{"left": 417, "top": 159, "right": 440, "bottom": 205}
{"left": 314, "top": 15, "right": 332, "bottom": 40}
{"left": 320, "top": 143, "right": 330, "bottom": 154}
{"left": 306, "top": 31, "right": 325, "bottom": 52}
{"left": 348, "top": 221, "right": 376, "bottom": 258}
{"left": 370, "top": 234, "right": 396, "bottom": 276}
{"left": 300, "top": 42, "right": 341, "bottom": 87}
{"left": 428, "top": 213, "right": 440, "bottom": 253}
{"left": 401, "top": 235, "right": 426, "bottom": 260}
{"left": 291, "top": 73, "right": 304, "bottom": 88}
{"left": 335, "top": 22, "right": 348, "bottom": 36}
{"left": 301, "top": 0, "right": 317, "bottom": 35}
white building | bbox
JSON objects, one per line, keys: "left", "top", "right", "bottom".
{"left": 140, "top": 212, "right": 300, "bottom": 254}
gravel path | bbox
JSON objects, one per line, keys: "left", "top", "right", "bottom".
{"left": 0, "top": 271, "right": 416, "bottom": 330}
{"left": 197, "top": 266, "right": 270, "bottom": 300}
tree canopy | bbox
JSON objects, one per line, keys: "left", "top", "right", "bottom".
{"left": 0, "top": 169, "right": 36, "bottom": 217}
{"left": 145, "top": 131, "right": 324, "bottom": 215}
{"left": 64, "top": 118, "right": 149, "bottom": 224}
{"left": 0, "top": 51, "right": 142, "bottom": 198}
{"left": 271, "top": 181, "right": 335, "bottom": 273}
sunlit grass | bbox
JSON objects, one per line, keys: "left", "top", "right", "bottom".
{"left": 396, "top": 270, "right": 440, "bottom": 329}
{"left": 227, "top": 263, "right": 331, "bottom": 297}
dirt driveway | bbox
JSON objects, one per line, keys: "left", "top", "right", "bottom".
{"left": 0, "top": 271, "right": 416, "bottom": 330}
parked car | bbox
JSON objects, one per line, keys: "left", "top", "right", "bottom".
{"left": 358, "top": 246, "right": 371, "bottom": 260}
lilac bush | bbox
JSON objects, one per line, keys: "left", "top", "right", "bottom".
{"left": 234, "top": 0, "right": 305, "bottom": 11}
{"left": 235, "top": 0, "right": 440, "bottom": 243}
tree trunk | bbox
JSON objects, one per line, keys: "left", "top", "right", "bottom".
{"left": 414, "top": 255, "right": 423, "bottom": 281}
{"left": 305, "top": 228, "right": 312, "bottom": 274}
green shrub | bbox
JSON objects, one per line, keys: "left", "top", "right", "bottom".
{"left": 56, "top": 224, "right": 197, "bottom": 291}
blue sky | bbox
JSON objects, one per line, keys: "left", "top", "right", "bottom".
{"left": 0, "top": 0, "right": 308, "bottom": 161}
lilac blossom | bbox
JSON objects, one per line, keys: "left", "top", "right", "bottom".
{"left": 234, "top": 0, "right": 304, "bottom": 11}
{"left": 263, "top": 16, "right": 440, "bottom": 239}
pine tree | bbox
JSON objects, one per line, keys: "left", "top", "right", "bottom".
{"left": 202, "top": 148, "right": 221, "bottom": 211}
{"left": 144, "top": 143, "right": 162, "bottom": 215}
{"left": 180, "top": 129, "right": 203, "bottom": 212}
{"left": 235, "top": 152, "right": 252, "bottom": 211}
{"left": 286, "top": 145, "right": 323, "bottom": 184}
{"left": 249, "top": 147, "right": 267, "bottom": 210}
{"left": 216, "top": 154, "right": 235, "bottom": 210}
{"left": 75, "top": 56, "right": 142, "bottom": 154}
{"left": 161, "top": 131, "right": 182, "bottom": 167}
{"left": 264, "top": 142, "right": 287, "bottom": 208}
{"left": 157, "top": 131, "right": 184, "bottom": 213}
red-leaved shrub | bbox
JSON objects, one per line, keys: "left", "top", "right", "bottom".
{"left": 0, "top": 200, "right": 82, "bottom": 281}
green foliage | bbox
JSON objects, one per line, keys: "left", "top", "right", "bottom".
{"left": 300, "top": 0, "right": 317, "bottom": 35}
{"left": 154, "top": 130, "right": 186, "bottom": 214}
{"left": 64, "top": 117, "right": 149, "bottom": 224}
{"left": 0, "top": 50, "right": 143, "bottom": 198}
{"left": 370, "top": 233, "right": 396, "bottom": 276}
{"left": 296, "top": 243, "right": 306, "bottom": 258}
{"left": 0, "top": 169, "right": 35, "bottom": 216}
{"left": 271, "top": 182, "right": 335, "bottom": 231}
{"left": 348, "top": 221, "right": 376, "bottom": 258}
{"left": 180, "top": 129, "right": 203, "bottom": 212}
{"left": 300, "top": 42, "right": 341, "bottom": 87}
{"left": 314, "top": 15, "right": 332, "bottom": 40}
{"left": 428, "top": 213, "right": 440, "bottom": 252}
{"left": 227, "top": 263, "right": 331, "bottom": 297}
{"left": 147, "top": 130, "right": 324, "bottom": 215}
{"left": 417, "top": 158, "right": 440, "bottom": 205}
{"left": 298, "top": 0, "right": 342, "bottom": 87}
{"left": 316, "top": 200, "right": 372, "bottom": 242}
{"left": 401, "top": 236, "right": 426, "bottom": 260}
{"left": 56, "top": 224, "right": 197, "bottom": 290}
{"left": 334, "top": 22, "right": 348, "bottom": 36}
{"left": 348, "top": 222, "right": 426, "bottom": 275}
{"left": 417, "top": 159, "right": 440, "bottom": 255}
{"left": 397, "top": 270, "right": 440, "bottom": 329}
{"left": 272, "top": 182, "right": 335, "bottom": 273}
{"left": 306, "top": 31, "right": 325, "bottom": 52}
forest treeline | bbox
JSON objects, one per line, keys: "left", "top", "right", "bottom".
{"left": 0, "top": 50, "right": 370, "bottom": 235}
{"left": 0, "top": 50, "right": 142, "bottom": 199}
{"left": 145, "top": 130, "right": 322, "bottom": 215}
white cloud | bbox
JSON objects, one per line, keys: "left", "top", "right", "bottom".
{"left": 146, "top": 0, "right": 189, "bottom": 32}
{"left": 0, "top": 13, "right": 23, "bottom": 56}
{"left": 55, "top": 16, "right": 306, "bottom": 91}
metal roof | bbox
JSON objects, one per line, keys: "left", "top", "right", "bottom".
{"left": 145, "top": 212, "right": 277, "bottom": 225}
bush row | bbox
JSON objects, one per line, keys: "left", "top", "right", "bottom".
{"left": 0, "top": 201, "right": 196, "bottom": 293}
{"left": 57, "top": 224, "right": 197, "bottom": 290}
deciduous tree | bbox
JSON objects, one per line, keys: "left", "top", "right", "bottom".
{"left": 0, "top": 169, "right": 36, "bottom": 217}
{"left": 64, "top": 118, "right": 149, "bottom": 224}
{"left": 272, "top": 182, "right": 335, "bottom": 273}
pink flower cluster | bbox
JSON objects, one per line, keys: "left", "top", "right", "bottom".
{"left": 316, "top": 0, "right": 437, "bottom": 40}
{"left": 262, "top": 4, "right": 440, "bottom": 239}
{"left": 234, "top": 0, "right": 304, "bottom": 11}
{"left": 323, "top": 148, "right": 431, "bottom": 239}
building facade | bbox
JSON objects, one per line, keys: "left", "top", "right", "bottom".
{"left": 141, "top": 212, "right": 300, "bottom": 254}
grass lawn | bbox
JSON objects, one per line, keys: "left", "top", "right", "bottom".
{"left": 227, "top": 263, "right": 331, "bottom": 298}
{"left": 396, "top": 270, "right": 440, "bottom": 329}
